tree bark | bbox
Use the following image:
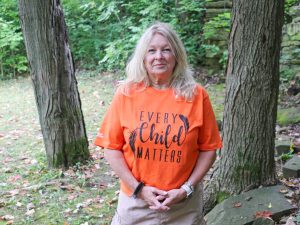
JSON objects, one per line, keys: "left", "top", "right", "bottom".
{"left": 18, "top": 0, "right": 89, "bottom": 168}
{"left": 204, "top": 0, "right": 285, "bottom": 213}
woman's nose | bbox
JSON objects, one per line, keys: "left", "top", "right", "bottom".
{"left": 155, "top": 51, "right": 163, "bottom": 59}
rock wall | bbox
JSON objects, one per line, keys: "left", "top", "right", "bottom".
{"left": 203, "top": 1, "right": 231, "bottom": 73}
{"left": 281, "top": 5, "right": 300, "bottom": 80}
{"left": 203, "top": 1, "right": 300, "bottom": 79}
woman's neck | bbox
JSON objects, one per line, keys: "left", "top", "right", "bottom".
{"left": 149, "top": 77, "right": 171, "bottom": 90}
{"left": 151, "top": 82, "right": 170, "bottom": 90}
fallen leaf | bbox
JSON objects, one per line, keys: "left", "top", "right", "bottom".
{"left": 1, "top": 215, "right": 14, "bottom": 221}
{"left": 233, "top": 202, "right": 242, "bottom": 208}
{"left": 268, "top": 202, "right": 272, "bottom": 208}
{"left": 285, "top": 192, "right": 295, "bottom": 199}
{"left": 8, "top": 175, "right": 21, "bottom": 182}
{"left": 26, "top": 203, "right": 35, "bottom": 210}
{"left": 64, "top": 208, "right": 72, "bottom": 214}
{"left": 109, "top": 197, "right": 118, "bottom": 205}
{"left": 0, "top": 200, "right": 6, "bottom": 208}
{"left": 68, "top": 194, "right": 78, "bottom": 200}
{"left": 279, "top": 188, "right": 289, "bottom": 194}
{"left": 25, "top": 209, "right": 35, "bottom": 216}
{"left": 245, "top": 196, "right": 252, "bottom": 201}
{"left": 255, "top": 210, "right": 272, "bottom": 219}
{"left": 76, "top": 203, "right": 85, "bottom": 209}
{"left": 8, "top": 189, "right": 19, "bottom": 196}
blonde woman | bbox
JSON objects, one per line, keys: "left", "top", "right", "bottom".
{"left": 95, "top": 22, "right": 222, "bottom": 225}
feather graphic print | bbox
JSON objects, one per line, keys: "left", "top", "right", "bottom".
{"left": 129, "top": 129, "right": 137, "bottom": 154}
{"left": 179, "top": 114, "right": 189, "bottom": 132}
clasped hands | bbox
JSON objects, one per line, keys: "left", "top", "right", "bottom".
{"left": 138, "top": 186, "right": 187, "bottom": 212}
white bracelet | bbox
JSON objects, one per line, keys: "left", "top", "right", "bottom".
{"left": 180, "top": 182, "right": 194, "bottom": 198}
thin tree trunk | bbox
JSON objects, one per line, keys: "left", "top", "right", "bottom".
{"left": 204, "top": 0, "right": 284, "bottom": 213}
{"left": 18, "top": 0, "right": 89, "bottom": 168}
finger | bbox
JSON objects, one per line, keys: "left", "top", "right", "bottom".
{"left": 152, "top": 198, "right": 164, "bottom": 208}
{"left": 149, "top": 205, "right": 170, "bottom": 211}
{"left": 156, "top": 195, "right": 167, "bottom": 201}
{"left": 153, "top": 189, "right": 168, "bottom": 196}
{"left": 161, "top": 197, "right": 173, "bottom": 207}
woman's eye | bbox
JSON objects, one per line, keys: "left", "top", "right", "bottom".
{"left": 163, "top": 48, "right": 171, "bottom": 52}
{"left": 148, "top": 49, "right": 155, "bottom": 53}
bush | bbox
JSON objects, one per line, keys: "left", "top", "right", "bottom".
{"left": 0, "top": 0, "right": 28, "bottom": 80}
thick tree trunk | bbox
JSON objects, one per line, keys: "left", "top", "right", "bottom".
{"left": 18, "top": 0, "right": 89, "bottom": 168}
{"left": 204, "top": 0, "right": 284, "bottom": 213}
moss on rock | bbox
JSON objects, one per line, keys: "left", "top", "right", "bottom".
{"left": 277, "top": 107, "right": 300, "bottom": 126}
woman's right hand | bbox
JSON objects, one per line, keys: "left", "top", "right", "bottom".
{"left": 138, "top": 186, "right": 170, "bottom": 211}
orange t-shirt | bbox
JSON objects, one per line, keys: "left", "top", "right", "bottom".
{"left": 94, "top": 84, "right": 222, "bottom": 196}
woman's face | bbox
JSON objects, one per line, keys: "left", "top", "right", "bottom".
{"left": 144, "top": 33, "right": 176, "bottom": 84}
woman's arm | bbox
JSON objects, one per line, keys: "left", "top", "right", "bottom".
{"left": 104, "top": 149, "right": 169, "bottom": 210}
{"left": 160, "top": 150, "right": 217, "bottom": 207}
{"left": 187, "top": 150, "right": 217, "bottom": 187}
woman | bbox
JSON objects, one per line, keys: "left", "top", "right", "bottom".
{"left": 95, "top": 22, "right": 222, "bottom": 225}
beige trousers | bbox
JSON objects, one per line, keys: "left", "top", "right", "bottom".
{"left": 111, "top": 183, "right": 206, "bottom": 225}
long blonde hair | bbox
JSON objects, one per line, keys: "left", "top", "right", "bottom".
{"left": 123, "top": 22, "right": 197, "bottom": 100}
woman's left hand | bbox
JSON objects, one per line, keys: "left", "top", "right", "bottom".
{"left": 159, "top": 188, "right": 187, "bottom": 207}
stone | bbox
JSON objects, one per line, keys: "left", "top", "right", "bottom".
{"left": 205, "top": 1, "right": 232, "bottom": 9}
{"left": 205, "top": 185, "right": 297, "bottom": 225}
{"left": 275, "top": 141, "right": 292, "bottom": 156}
{"left": 283, "top": 155, "right": 300, "bottom": 178}
{"left": 277, "top": 107, "right": 300, "bottom": 126}
{"left": 290, "top": 6, "right": 300, "bottom": 17}
{"left": 205, "top": 8, "right": 231, "bottom": 19}
{"left": 252, "top": 218, "right": 275, "bottom": 225}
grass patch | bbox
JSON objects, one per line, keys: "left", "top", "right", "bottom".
{"left": 0, "top": 73, "right": 118, "bottom": 225}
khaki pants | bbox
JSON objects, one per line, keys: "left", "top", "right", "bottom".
{"left": 111, "top": 183, "right": 206, "bottom": 225}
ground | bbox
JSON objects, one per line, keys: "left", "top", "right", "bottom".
{"left": 0, "top": 72, "right": 299, "bottom": 225}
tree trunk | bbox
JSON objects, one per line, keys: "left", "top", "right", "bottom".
{"left": 18, "top": 0, "right": 89, "bottom": 168}
{"left": 204, "top": 0, "right": 284, "bottom": 213}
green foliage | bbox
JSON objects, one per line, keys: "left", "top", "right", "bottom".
{"left": 284, "top": 0, "right": 300, "bottom": 23}
{"left": 219, "top": 49, "right": 228, "bottom": 69}
{"left": 202, "top": 12, "right": 231, "bottom": 69}
{"left": 279, "top": 142, "right": 295, "bottom": 161}
{"left": 277, "top": 107, "right": 300, "bottom": 126}
{"left": 203, "top": 12, "right": 231, "bottom": 40}
{"left": 279, "top": 152, "right": 293, "bottom": 161}
{"left": 280, "top": 68, "right": 296, "bottom": 82}
{"left": 0, "top": 0, "right": 28, "bottom": 79}
{"left": 216, "top": 191, "right": 230, "bottom": 204}
{"left": 62, "top": 0, "right": 205, "bottom": 71}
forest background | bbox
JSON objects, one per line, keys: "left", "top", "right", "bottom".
{"left": 0, "top": 0, "right": 299, "bottom": 82}
{"left": 1, "top": 0, "right": 300, "bottom": 224}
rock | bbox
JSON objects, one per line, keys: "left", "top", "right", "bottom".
{"left": 277, "top": 107, "right": 300, "bottom": 126}
{"left": 275, "top": 141, "right": 292, "bottom": 156}
{"left": 205, "top": 1, "right": 232, "bottom": 9}
{"left": 285, "top": 217, "right": 297, "bottom": 225}
{"left": 252, "top": 217, "right": 275, "bottom": 225}
{"left": 205, "top": 185, "right": 297, "bottom": 225}
{"left": 283, "top": 155, "right": 300, "bottom": 178}
{"left": 205, "top": 8, "right": 231, "bottom": 19}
